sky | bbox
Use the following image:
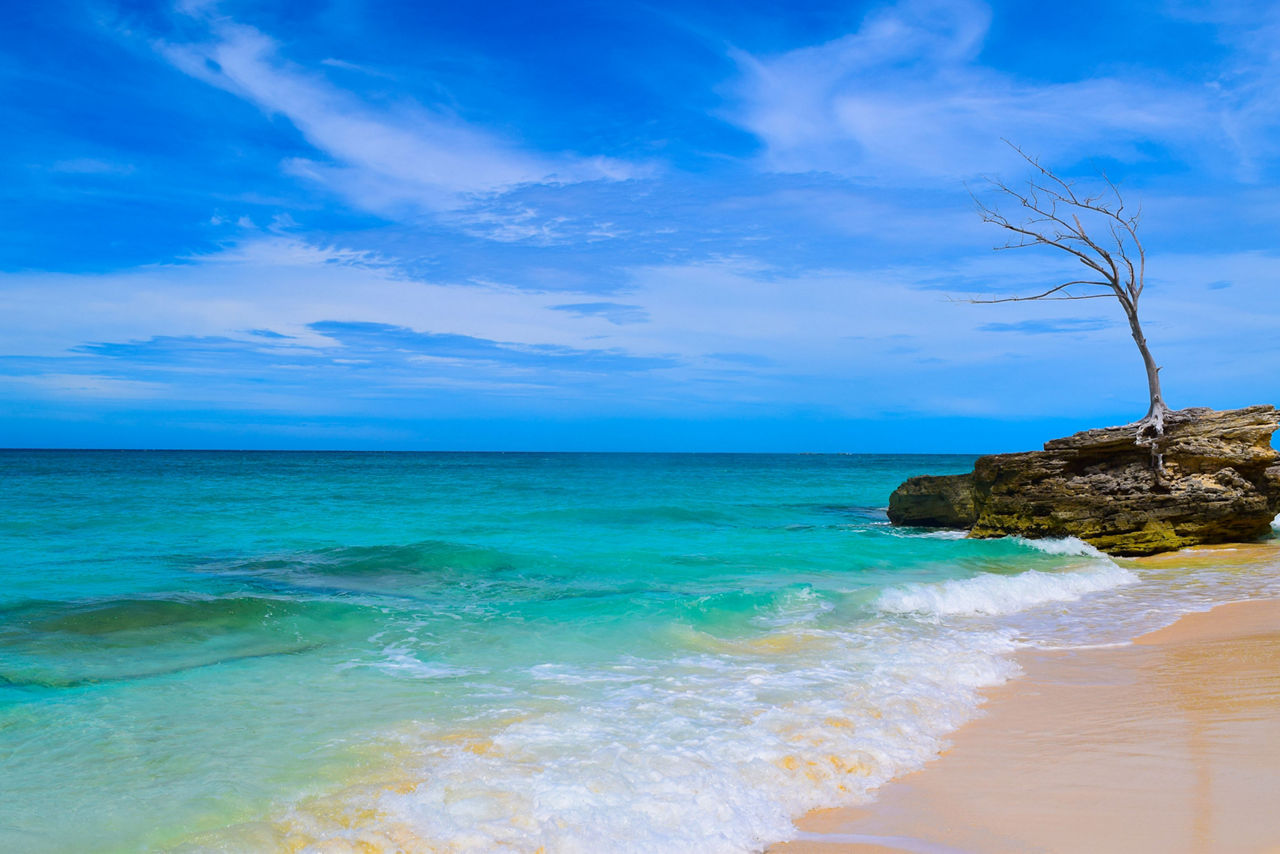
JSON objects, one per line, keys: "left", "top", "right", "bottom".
{"left": 2, "top": 0, "right": 1278, "bottom": 451}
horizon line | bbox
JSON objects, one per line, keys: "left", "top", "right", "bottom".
{"left": 0, "top": 447, "right": 992, "bottom": 456}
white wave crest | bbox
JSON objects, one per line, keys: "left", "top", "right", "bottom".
{"left": 876, "top": 564, "right": 1138, "bottom": 617}
{"left": 1015, "top": 536, "right": 1109, "bottom": 558}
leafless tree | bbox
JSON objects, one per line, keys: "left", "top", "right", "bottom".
{"left": 970, "top": 142, "right": 1171, "bottom": 463}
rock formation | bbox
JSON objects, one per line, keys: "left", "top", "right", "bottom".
{"left": 888, "top": 405, "right": 1280, "bottom": 556}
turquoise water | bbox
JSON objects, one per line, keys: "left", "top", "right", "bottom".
{"left": 2, "top": 451, "right": 1277, "bottom": 853}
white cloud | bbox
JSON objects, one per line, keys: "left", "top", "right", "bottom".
{"left": 0, "top": 237, "right": 576, "bottom": 357}
{"left": 728, "top": 0, "right": 1261, "bottom": 182}
{"left": 2, "top": 232, "right": 1275, "bottom": 416}
{"left": 155, "top": 14, "right": 637, "bottom": 213}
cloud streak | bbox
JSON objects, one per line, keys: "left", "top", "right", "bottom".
{"left": 728, "top": 0, "right": 1272, "bottom": 182}
{"left": 3, "top": 232, "right": 1279, "bottom": 419}
{"left": 978, "top": 318, "right": 1111, "bottom": 335}
{"left": 550, "top": 302, "right": 650, "bottom": 325}
{"left": 308, "top": 321, "right": 676, "bottom": 373}
{"left": 155, "top": 13, "right": 637, "bottom": 214}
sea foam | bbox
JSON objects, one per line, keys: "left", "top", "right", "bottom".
{"left": 1014, "top": 535, "right": 1109, "bottom": 558}
{"left": 273, "top": 622, "right": 1018, "bottom": 853}
{"left": 908, "top": 529, "right": 969, "bottom": 540}
{"left": 875, "top": 561, "right": 1138, "bottom": 617}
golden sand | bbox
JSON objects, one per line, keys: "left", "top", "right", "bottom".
{"left": 773, "top": 596, "right": 1280, "bottom": 854}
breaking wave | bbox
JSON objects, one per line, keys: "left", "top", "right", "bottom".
{"left": 1014, "top": 536, "right": 1110, "bottom": 558}
{"left": 875, "top": 563, "right": 1138, "bottom": 617}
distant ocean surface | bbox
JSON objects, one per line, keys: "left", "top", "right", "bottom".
{"left": 3, "top": 451, "right": 1278, "bottom": 853}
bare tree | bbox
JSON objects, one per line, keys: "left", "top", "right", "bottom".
{"left": 970, "top": 142, "right": 1171, "bottom": 462}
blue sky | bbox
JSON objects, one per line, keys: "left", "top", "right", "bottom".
{"left": 2, "top": 0, "right": 1278, "bottom": 450}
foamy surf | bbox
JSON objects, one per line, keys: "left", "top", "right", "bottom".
{"left": 875, "top": 563, "right": 1138, "bottom": 617}
{"left": 891, "top": 529, "right": 969, "bottom": 540}
{"left": 1014, "top": 535, "right": 1110, "bottom": 558}
{"left": 264, "top": 622, "right": 1018, "bottom": 854}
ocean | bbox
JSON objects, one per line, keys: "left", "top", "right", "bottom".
{"left": 2, "top": 450, "right": 1277, "bottom": 853}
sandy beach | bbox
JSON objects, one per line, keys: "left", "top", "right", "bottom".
{"left": 775, "top": 548, "right": 1280, "bottom": 854}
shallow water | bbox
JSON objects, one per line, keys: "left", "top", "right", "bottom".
{"left": 2, "top": 451, "right": 1277, "bottom": 853}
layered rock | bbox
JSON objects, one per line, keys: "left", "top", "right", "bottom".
{"left": 888, "top": 405, "right": 1280, "bottom": 556}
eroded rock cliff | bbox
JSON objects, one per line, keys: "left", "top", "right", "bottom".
{"left": 888, "top": 405, "right": 1280, "bottom": 556}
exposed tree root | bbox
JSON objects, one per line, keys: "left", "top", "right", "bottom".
{"left": 1133, "top": 402, "right": 1171, "bottom": 476}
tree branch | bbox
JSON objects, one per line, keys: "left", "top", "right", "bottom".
{"left": 972, "top": 143, "right": 1166, "bottom": 446}
{"left": 963, "top": 279, "right": 1113, "bottom": 304}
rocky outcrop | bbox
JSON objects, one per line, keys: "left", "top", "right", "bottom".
{"left": 888, "top": 405, "right": 1280, "bottom": 556}
{"left": 887, "top": 473, "right": 976, "bottom": 529}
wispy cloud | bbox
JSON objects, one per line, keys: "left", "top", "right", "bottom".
{"left": 728, "top": 0, "right": 1271, "bottom": 182}
{"left": 0, "top": 372, "right": 166, "bottom": 400}
{"left": 154, "top": 12, "right": 638, "bottom": 214}
{"left": 4, "top": 232, "right": 1278, "bottom": 418}
{"left": 317, "top": 57, "right": 394, "bottom": 79}
{"left": 308, "top": 321, "right": 676, "bottom": 373}
{"left": 550, "top": 302, "right": 650, "bottom": 325}
{"left": 978, "top": 318, "right": 1110, "bottom": 335}
{"left": 1, "top": 317, "right": 679, "bottom": 412}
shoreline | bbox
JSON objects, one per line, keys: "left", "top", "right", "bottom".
{"left": 773, "top": 543, "right": 1280, "bottom": 854}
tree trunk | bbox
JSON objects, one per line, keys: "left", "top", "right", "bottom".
{"left": 1125, "top": 306, "right": 1169, "bottom": 475}
{"left": 1125, "top": 307, "right": 1166, "bottom": 422}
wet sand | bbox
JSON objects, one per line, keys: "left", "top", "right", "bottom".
{"left": 773, "top": 576, "right": 1280, "bottom": 854}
